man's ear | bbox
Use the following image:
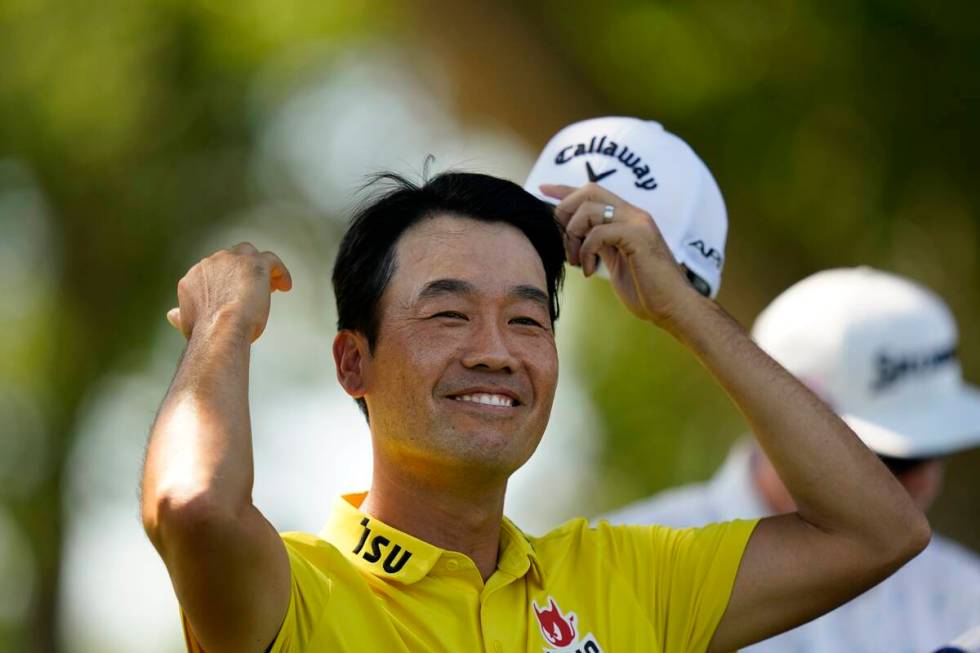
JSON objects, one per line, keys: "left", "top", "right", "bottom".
{"left": 333, "top": 330, "right": 370, "bottom": 399}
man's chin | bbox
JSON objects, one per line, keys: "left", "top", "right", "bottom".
{"left": 445, "top": 426, "right": 540, "bottom": 473}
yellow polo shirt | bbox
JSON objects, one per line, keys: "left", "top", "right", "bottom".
{"left": 183, "top": 493, "right": 757, "bottom": 652}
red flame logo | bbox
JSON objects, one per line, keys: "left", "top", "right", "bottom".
{"left": 532, "top": 597, "right": 577, "bottom": 648}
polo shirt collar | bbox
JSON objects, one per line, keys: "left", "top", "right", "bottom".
{"left": 498, "top": 515, "right": 544, "bottom": 584}
{"left": 321, "top": 493, "right": 543, "bottom": 585}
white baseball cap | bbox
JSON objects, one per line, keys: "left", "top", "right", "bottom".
{"left": 752, "top": 267, "right": 980, "bottom": 459}
{"left": 524, "top": 116, "right": 727, "bottom": 298}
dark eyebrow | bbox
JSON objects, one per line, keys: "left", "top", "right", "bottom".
{"left": 417, "top": 278, "right": 477, "bottom": 301}
{"left": 510, "top": 284, "right": 550, "bottom": 308}
{"left": 417, "top": 278, "right": 549, "bottom": 310}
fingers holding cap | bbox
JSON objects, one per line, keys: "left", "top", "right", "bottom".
{"left": 538, "top": 183, "right": 576, "bottom": 203}
{"left": 550, "top": 183, "right": 619, "bottom": 222}
{"left": 578, "top": 223, "right": 625, "bottom": 277}
{"left": 565, "top": 201, "right": 613, "bottom": 239}
{"left": 562, "top": 201, "right": 610, "bottom": 266}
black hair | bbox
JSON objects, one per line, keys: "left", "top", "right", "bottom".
{"left": 332, "top": 169, "right": 566, "bottom": 417}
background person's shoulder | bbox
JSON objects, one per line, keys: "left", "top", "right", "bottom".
{"left": 595, "top": 481, "right": 717, "bottom": 528}
{"left": 923, "top": 532, "right": 980, "bottom": 578}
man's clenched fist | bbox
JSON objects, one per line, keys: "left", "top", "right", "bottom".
{"left": 167, "top": 242, "right": 292, "bottom": 342}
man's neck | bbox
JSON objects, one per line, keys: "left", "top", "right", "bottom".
{"left": 359, "top": 463, "right": 507, "bottom": 582}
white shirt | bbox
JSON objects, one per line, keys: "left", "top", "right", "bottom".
{"left": 602, "top": 442, "right": 980, "bottom": 653}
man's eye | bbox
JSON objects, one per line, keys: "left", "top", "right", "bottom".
{"left": 511, "top": 316, "right": 545, "bottom": 328}
{"left": 433, "top": 311, "right": 468, "bottom": 320}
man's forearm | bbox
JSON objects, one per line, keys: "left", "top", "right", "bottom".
{"left": 140, "top": 244, "right": 293, "bottom": 653}
{"left": 663, "top": 293, "right": 927, "bottom": 545}
{"left": 142, "top": 310, "right": 256, "bottom": 541}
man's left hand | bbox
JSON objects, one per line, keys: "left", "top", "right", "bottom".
{"left": 541, "top": 182, "right": 700, "bottom": 327}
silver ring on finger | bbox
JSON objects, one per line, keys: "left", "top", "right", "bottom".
{"left": 602, "top": 204, "right": 615, "bottom": 224}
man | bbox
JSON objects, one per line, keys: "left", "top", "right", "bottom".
{"left": 605, "top": 267, "right": 980, "bottom": 653}
{"left": 141, "top": 162, "right": 928, "bottom": 652}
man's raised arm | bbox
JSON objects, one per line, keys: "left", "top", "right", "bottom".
{"left": 665, "top": 293, "right": 930, "bottom": 652}
{"left": 140, "top": 242, "right": 293, "bottom": 653}
{"left": 542, "top": 183, "right": 931, "bottom": 653}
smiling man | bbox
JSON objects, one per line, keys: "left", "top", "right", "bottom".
{"left": 141, "top": 171, "right": 929, "bottom": 653}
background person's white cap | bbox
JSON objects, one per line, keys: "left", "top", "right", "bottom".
{"left": 524, "top": 116, "right": 727, "bottom": 298}
{"left": 752, "top": 267, "right": 980, "bottom": 459}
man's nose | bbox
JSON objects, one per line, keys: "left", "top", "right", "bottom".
{"left": 460, "top": 320, "right": 519, "bottom": 373}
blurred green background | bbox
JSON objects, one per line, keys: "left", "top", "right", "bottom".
{"left": 1, "top": 0, "right": 978, "bottom": 650}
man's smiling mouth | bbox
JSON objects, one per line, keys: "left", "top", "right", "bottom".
{"left": 450, "top": 393, "right": 518, "bottom": 408}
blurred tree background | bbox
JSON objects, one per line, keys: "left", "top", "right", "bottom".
{"left": 0, "top": 0, "right": 977, "bottom": 650}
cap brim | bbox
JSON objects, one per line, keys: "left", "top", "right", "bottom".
{"left": 842, "top": 384, "right": 980, "bottom": 458}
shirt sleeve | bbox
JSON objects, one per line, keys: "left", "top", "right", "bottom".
{"left": 593, "top": 518, "right": 759, "bottom": 653}
{"left": 180, "top": 532, "right": 333, "bottom": 653}
{"left": 265, "top": 534, "right": 334, "bottom": 653}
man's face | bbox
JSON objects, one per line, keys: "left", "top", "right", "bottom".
{"left": 362, "top": 214, "right": 559, "bottom": 482}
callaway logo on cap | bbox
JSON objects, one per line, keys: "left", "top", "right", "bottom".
{"left": 525, "top": 116, "right": 728, "bottom": 298}
{"left": 752, "top": 267, "right": 980, "bottom": 459}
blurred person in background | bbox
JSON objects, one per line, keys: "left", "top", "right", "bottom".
{"left": 605, "top": 267, "right": 980, "bottom": 653}
{"left": 139, "top": 116, "right": 928, "bottom": 651}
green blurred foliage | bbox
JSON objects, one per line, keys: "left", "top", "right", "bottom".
{"left": 1, "top": 0, "right": 979, "bottom": 650}
{"left": 0, "top": 1, "right": 390, "bottom": 650}
{"left": 516, "top": 0, "right": 980, "bottom": 530}
{"left": 560, "top": 276, "right": 741, "bottom": 509}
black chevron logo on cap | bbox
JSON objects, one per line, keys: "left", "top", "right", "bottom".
{"left": 585, "top": 161, "right": 616, "bottom": 183}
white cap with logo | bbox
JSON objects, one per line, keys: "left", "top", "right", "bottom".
{"left": 524, "top": 116, "right": 727, "bottom": 298}
{"left": 752, "top": 267, "right": 980, "bottom": 458}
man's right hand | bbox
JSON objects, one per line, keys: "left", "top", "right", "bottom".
{"left": 142, "top": 242, "right": 294, "bottom": 653}
{"left": 166, "top": 242, "right": 292, "bottom": 342}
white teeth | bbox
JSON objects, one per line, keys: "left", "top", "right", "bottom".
{"left": 453, "top": 393, "right": 515, "bottom": 407}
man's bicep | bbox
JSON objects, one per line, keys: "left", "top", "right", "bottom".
{"left": 165, "top": 505, "right": 291, "bottom": 653}
{"left": 708, "top": 513, "right": 898, "bottom": 653}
